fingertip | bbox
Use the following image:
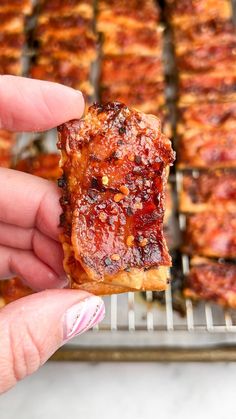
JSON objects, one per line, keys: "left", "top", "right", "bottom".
{"left": 35, "top": 79, "right": 85, "bottom": 130}
{"left": 59, "top": 86, "right": 85, "bottom": 121}
{"left": 0, "top": 76, "right": 85, "bottom": 132}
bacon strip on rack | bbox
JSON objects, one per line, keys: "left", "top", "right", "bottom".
{"left": 184, "top": 257, "right": 236, "bottom": 309}
{"left": 97, "top": 0, "right": 160, "bottom": 31}
{"left": 0, "top": 57, "right": 22, "bottom": 75}
{"left": 179, "top": 171, "right": 236, "bottom": 213}
{"left": 101, "top": 82, "right": 165, "bottom": 114}
{"left": 39, "top": 0, "right": 93, "bottom": 19}
{"left": 179, "top": 72, "right": 236, "bottom": 104}
{"left": 184, "top": 212, "right": 236, "bottom": 258}
{"left": 101, "top": 55, "right": 163, "bottom": 85}
{"left": 0, "top": 32, "right": 25, "bottom": 58}
{"left": 0, "top": 0, "right": 32, "bottom": 15}
{"left": 0, "top": 278, "right": 33, "bottom": 305}
{"left": 0, "top": 12, "right": 25, "bottom": 33}
{"left": 177, "top": 102, "right": 236, "bottom": 134}
{"left": 30, "top": 61, "right": 93, "bottom": 95}
{"left": 57, "top": 102, "right": 175, "bottom": 295}
{"left": 37, "top": 31, "right": 96, "bottom": 65}
{"left": 0, "top": 130, "right": 16, "bottom": 168}
{"left": 178, "top": 129, "right": 236, "bottom": 169}
{"left": 35, "top": 14, "right": 93, "bottom": 41}
{"left": 176, "top": 42, "right": 236, "bottom": 73}
{"left": 166, "top": 0, "right": 232, "bottom": 26}
{"left": 172, "top": 19, "right": 235, "bottom": 47}
{"left": 102, "top": 27, "right": 163, "bottom": 57}
{"left": 14, "top": 153, "right": 61, "bottom": 181}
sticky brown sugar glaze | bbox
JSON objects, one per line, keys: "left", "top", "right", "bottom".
{"left": 58, "top": 102, "right": 175, "bottom": 286}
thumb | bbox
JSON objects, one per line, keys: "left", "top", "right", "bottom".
{"left": 0, "top": 290, "right": 105, "bottom": 393}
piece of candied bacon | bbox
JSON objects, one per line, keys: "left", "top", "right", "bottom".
{"left": 184, "top": 257, "right": 236, "bottom": 308}
{"left": 0, "top": 278, "right": 33, "bottom": 305}
{"left": 57, "top": 102, "right": 175, "bottom": 294}
{"left": 14, "top": 154, "right": 61, "bottom": 181}
{"left": 184, "top": 212, "right": 236, "bottom": 258}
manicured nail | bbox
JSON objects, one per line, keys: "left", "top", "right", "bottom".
{"left": 63, "top": 296, "right": 105, "bottom": 342}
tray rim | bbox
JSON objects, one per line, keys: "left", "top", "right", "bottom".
{"left": 51, "top": 345, "right": 236, "bottom": 362}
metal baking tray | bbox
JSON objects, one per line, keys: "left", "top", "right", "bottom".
{"left": 13, "top": 0, "right": 236, "bottom": 361}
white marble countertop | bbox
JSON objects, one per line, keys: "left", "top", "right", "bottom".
{"left": 0, "top": 362, "right": 235, "bottom": 418}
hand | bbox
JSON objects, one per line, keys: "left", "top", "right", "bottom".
{"left": 0, "top": 76, "right": 105, "bottom": 394}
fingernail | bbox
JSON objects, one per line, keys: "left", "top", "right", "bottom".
{"left": 63, "top": 296, "right": 105, "bottom": 342}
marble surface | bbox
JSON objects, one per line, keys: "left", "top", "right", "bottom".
{"left": 0, "top": 362, "right": 235, "bottom": 419}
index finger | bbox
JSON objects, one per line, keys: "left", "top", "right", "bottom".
{"left": 0, "top": 75, "right": 84, "bottom": 132}
{"left": 0, "top": 168, "right": 61, "bottom": 241}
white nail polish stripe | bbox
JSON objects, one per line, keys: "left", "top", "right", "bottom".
{"left": 64, "top": 296, "right": 105, "bottom": 340}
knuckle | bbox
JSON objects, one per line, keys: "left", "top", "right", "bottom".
{"left": 8, "top": 319, "right": 42, "bottom": 383}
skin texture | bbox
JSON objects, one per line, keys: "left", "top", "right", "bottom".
{"left": 0, "top": 76, "right": 104, "bottom": 394}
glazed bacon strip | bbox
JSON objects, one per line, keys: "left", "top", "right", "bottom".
{"left": 0, "top": 57, "right": 22, "bottom": 75}
{"left": 38, "top": 0, "right": 93, "bottom": 18}
{"left": 35, "top": 14, "right": 93, "bottom": 41}
{"left": 0, "top": 130, "right": 16, "bottom": 168}
{"left": 172, "top": 19, "right": 236, "bottom": 47}
{"left": 177, "top": 102, "right": 236, "bottom": 134}
{"left": 14, "top": 154, "right": 61, "bottom": 181}
{"left": 169, "top": 0, "right": 236, "bottom": 106}
{"left": 35, "top": 32, "right": 96, "bottom": 65}
{"left": 0, "top": 0, "right": 32, "bottom": 15}
{"left": 184, "top": 212, "right": 236, "bottom": 259}
{"left": 57, "top": 102, "right": 175, "bottom": 295}
{"left": 178, "top": 129, "right": 236, "bottom": 169}
{"left": 98, "top": 0, "right": 170, "bottom": 135}
{"left": 166, "top": 0, "right": 232, "bottom": 26}
{"left": 101, "top": 82, "right": 166, "bottom": 114}
{"left": 176, "top": 42, "right": 236, "bottom": 73}
{"left": 0, "top": 32, "right": 25, "bottom": 58}
{"left": 184, "top": 257, "right": 236, "bottom": 309}
{"left": 179, "top": 72, "right": 236, "bottom": 105}
{"left": 0, "top": 11, "right": 26, "bottom": 76}
{"left": 102, "top": 26, "right": 163, "bottom": 57}
{"left": 30, "top": 61, "right": 92, "bottom": 95}
{"left": 0, "top": 278, "right": 33, "bottom": 305}
{"left": 97, "top": 0, "right": 160, "bottom": 31}
{"left": 0, "top": 12, "right": 25, "bottom": 33}
{"left": 179, "top": 171, "right": 236, "bottom": 213}
{"left": 101, "top": 55, "right": 164, "bottom": 84}
{"left": 31, "top": 0, "right": 96, "bottom": 99}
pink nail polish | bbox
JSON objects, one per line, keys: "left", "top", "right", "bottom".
{"left": 63, "top": 296, "right": 105, "bottom": 342}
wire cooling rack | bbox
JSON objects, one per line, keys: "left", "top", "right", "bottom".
{"left": 53, "top": 287, "right": 236, "bottom": 362}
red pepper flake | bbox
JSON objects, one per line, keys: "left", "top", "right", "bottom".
{"left": 119, "top": 185, "right": 129, "bottom": 196}
{"left": 114, "top": 193, "right": 124, "bottom": 202}
{"left": 140, "top": 238, "right": 148, "bottom": 247}
{"left": 134, "top": 202, "right": 143, "bottom": 210}
{"left": 126, "top": 235, "right": 134, "bottom": 246}
{"left": 99, "top": 212, "right": 107, "bottom": 222}
{"left": 111, "top": 253, "right": 120, "bottom": 261}
{"left": 102, "top": 175, "right": 109, "bottom": 186}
